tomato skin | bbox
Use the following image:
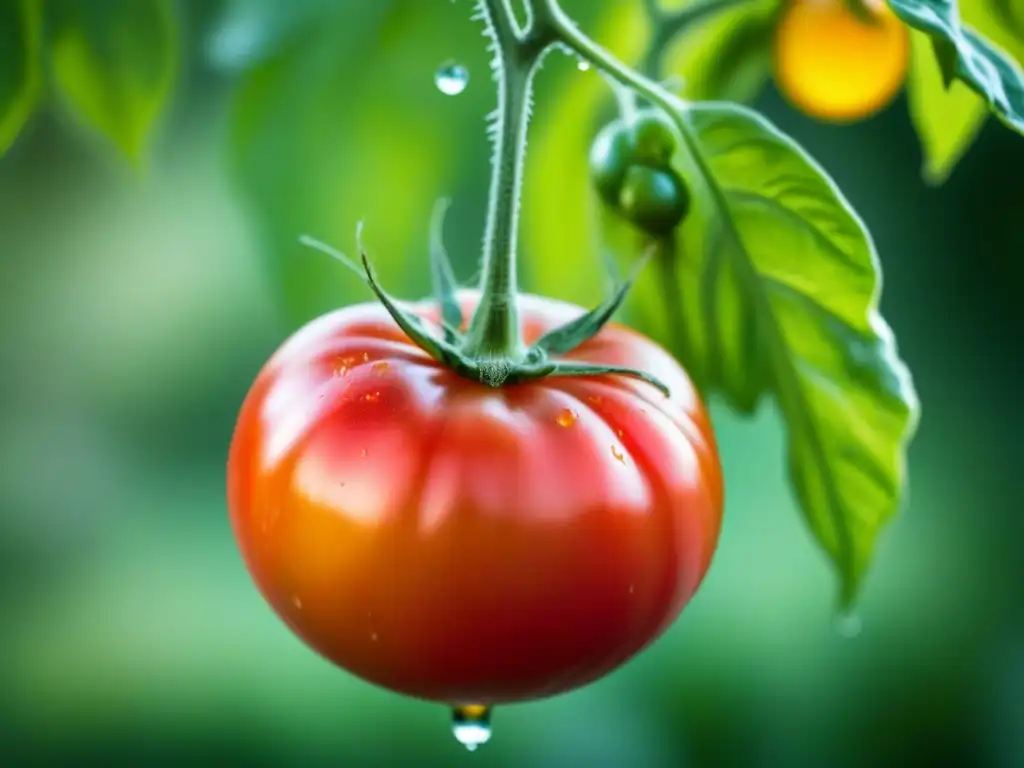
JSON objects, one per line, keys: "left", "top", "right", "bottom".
{"left": 227, "top": 291, "right": 723, "bottom": 705}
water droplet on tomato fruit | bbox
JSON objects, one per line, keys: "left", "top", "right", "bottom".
{"left": 555, "top": 408, "right": 578, "bottom": 427}
{"left": 610, "top": 445, "right": 626, "bottom": 464}
{"left": 435, "top": 62, "right": 469, "bottom": 95}
{"left": 363, "top": 391, "right": 381, "bottom": 403}
{"left": 836, "top": 613, "right": 862, "bottom": 639}
{"left": 371, "top": 361, "right": 389, "bottom": 373}
{"left": 291, "top": 596, "right": 303, "bottom": 609}
{"left": 334, "top": 355, "right": 357, "bottom": 376}
{"left": 360, "top": 448, "right": 368, "bottom": 458}
{"left": 451, "top": 705, "right": 491, "bottom": 751}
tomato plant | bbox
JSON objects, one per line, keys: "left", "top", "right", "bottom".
{"left": 6, "top": 0, "right": 1024, "bottom": 754}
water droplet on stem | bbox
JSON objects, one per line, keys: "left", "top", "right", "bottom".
{"left": 451, "top": 705, "right": 492, "bottom": 751}
{"left": 577, "top": 60, "right": 591, "bottom": 71}
{"left": 435, "top": 61, "right": 469, "bottom": 95}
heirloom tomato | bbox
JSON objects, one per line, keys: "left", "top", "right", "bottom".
{"left": 227, "top": 291, "right": 723, "bottom": 705}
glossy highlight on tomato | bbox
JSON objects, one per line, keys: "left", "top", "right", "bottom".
{"left": 227, "top": 291, "right": 723, "bottom": 705}
{"left": 773, "top": 0, "right": 909, "bottom": 123}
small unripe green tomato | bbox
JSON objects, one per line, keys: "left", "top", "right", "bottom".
{"left": 589, "top": 121, "right": 634, "bottom": 207}
{"left": 629, "top": 113, "right": 677, "bottom": 166}
{"left": 618, "top": 165, "right": 691, "bottom": 235}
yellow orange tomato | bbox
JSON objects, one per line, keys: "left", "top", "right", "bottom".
{"left": 773, "top": 0, "right": 909, "bottom": 123}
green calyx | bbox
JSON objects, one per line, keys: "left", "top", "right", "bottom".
{"left": 299, "top": 213, "right": 670, "bottom": 396}
{"left": 589, "top": 110, "right": 692, "bottom": 236}
{"left": 295, "top": 0, "right": 672, "bottom": 399}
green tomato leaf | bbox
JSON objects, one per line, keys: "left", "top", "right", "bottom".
{"left": 0, "top": 0, "right": 42, "bottom": 157}
{"left": 48, "top": 0, "right": 179, "bottom": 164}
{"left": 661, "top": 0, "right": 780, "bottom": 104}
{"left": 903, "top": 0, "right": 1024, "bottom": 181}
{"left": 907, "top": 30, "right": 989, "bottom": 183}
{"left": 617, "top": 103, "right": 919, "bottom": 609}
{"left": 886, "top": 0, "right": 1024, "bottom": 134}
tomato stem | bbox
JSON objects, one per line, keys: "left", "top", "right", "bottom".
{"left": 462, "top": 0, "right": 554, "bottom": 362}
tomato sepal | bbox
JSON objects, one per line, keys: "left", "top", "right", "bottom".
{"left": 514, "top": 359, "right": 672, "bottom": 396}
{"left": 429, "top": 197, "right": 464, "bottom": 342}
{"left": 299, "top": 231, "right": 468, "bottom": 372}
{"left": 527, "top": 246, "right": 653, "bottom": 357}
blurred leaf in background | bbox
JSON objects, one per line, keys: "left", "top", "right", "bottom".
{"left": 207, "top": 0, "right": 345, "bottom": 73}
{"left": 48, "top": 0, "right": 179, "bottom": 165}
{"left": 0, "top": 0, "right": 42, "bottom": 157}
{"left": 661, "top": 0, "right": 781, "bottom": 104}
{"left": 904, "top": 0, "right": 1024, "bottom": 183}
{"left": 229, "top": 1, "right": 490, "bottom": 328}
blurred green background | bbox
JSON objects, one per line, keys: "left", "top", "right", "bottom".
{"left": 1, "top": 1, "right": 1022, "bottom": 766}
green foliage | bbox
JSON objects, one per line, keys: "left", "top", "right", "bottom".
{"left": 992, "top": 0, "right": 1024, "bottom": 33}
{"left": 0, "top": 0, "right": 178, "bottom": 164}
{"left": 228, "top": 1, "right": 493, "bottom": 327}
{"left": 907, "top": 30, "right": 989, "bottom": 184}
{"left": 888, "top": 0, "right": 1024, "bottom": 137}
{"left": 903, "top": 0, "right": 1024, "bottom": 183}
{"left": 48, "top": 0, "right": 179, "bottom": 165}
{"left": 0, "top": 0, "right": 42, "bottom": 157}
{"left": 599, "top": 105, "right": 919, "bottom": 608}
{"left": 661, "top": 0, "right": 780, "bottom": 104}
{"left": 208, "top": 0, "right": 348, "bottom": 72}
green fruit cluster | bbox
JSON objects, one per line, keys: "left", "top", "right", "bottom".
{"left": 589, "top": 111, "right": 691, "bottom": 235}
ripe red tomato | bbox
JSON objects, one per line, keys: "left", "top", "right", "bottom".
{"left": 227, "top": 291, "right": 723, "bottom": 705}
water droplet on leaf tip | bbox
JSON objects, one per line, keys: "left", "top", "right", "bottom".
{"left": 451, "top": 705, "right": 492, "bottom": 751}
{"left": 435, "top": 61, "right": 469, "bottom": 95}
